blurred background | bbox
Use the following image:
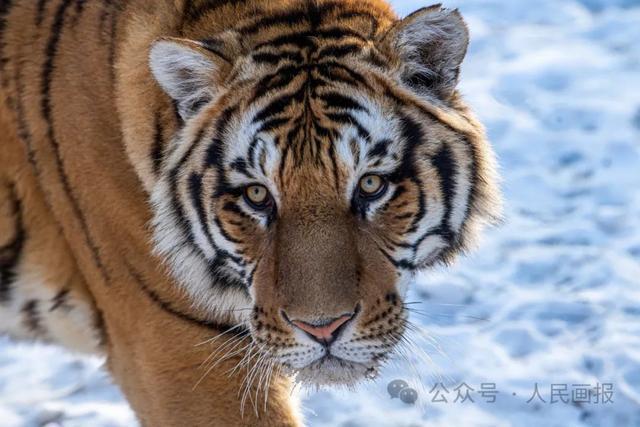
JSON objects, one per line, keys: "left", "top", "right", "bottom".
{"left": 1, "top": 0, "right": 639, "bottom": 426}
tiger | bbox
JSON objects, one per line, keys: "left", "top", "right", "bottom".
{"left": 0, "top": 0, "right": 501, "bottom": 425}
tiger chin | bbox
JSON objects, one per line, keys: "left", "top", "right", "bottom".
{"left": 0, "top": 0, "right": 500, "bottom": 425}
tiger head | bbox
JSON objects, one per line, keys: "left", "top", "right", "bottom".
{"left": 147, "top": 2, "right": 501, "bottom": 385}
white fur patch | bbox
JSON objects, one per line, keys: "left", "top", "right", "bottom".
{"left": 0, "top": 266, "right": 100, "bottom": 355}
{"left": 150, "top": 175, "right": 253, "bottom": 323}
{"left": 149, "top": 39, "right": 219, "bottom": 119}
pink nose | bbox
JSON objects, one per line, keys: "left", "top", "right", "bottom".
{"left": 290, "top": 314, "right": 354, "bottom": 344}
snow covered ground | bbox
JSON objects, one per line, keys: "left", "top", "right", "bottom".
{"left": 2, "top": 0, "right": 639, "bottom": 426}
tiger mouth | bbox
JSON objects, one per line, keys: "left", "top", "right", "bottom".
{"left": 290, "top": 355, "right": 380, "bottom": 386}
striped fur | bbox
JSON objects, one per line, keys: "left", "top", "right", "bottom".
{"left": 144, "top": 1, "right": 501, "bottom": 385}
{"left": 0, "top": 0, "right": 500, "bottom": 424}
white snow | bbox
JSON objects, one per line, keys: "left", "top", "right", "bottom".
{"left": 1, "top": 0, "right": 639, "bottom": 425}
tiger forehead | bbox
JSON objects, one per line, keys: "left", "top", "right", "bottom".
{"left": 223, "top": 82, "right": 395, "bottom": 189}
{"left": 176, "top": 1, "right": 403, "bottom": 173}
{"left": 185, "top": 0, "right": 395, "bottom": 50}
{"left": 186, "top": 0, "right": 396, "bottom": 91}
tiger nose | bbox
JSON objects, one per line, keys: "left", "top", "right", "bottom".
{"left": 285, "top": 312, "right": 355, "bottom": 345}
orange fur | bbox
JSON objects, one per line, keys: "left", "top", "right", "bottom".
{"left": 0, "top": 1, "right": 500, "bottom": 425}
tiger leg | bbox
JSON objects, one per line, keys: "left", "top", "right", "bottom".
{"left": 0, "top": 104, "right": 102, "bottom": 354}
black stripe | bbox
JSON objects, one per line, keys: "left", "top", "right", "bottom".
{"left": 107, "top": 1, "right": 118, "bottom": 83}
{"left": 251, "top": 64, "right": 304, "bottom": 103}
{"left": 169, "top": 135, "right": 202, "bottom": 248}
{"left": 230, "top": 157, "right": 253, "bottom": 178}
{"left": 203, "top": 106, "right": 237, "bottom": 168}
{"left": 393, "top": 115, "right": 424, "bottom": 207}
{"left": 92, "top": 307, "right": 108, "bottom": 348}
{"left": 0, "top": 0, "right": 14, "bottom": 83}
{"left": 367, "top": 139, "right": 391, "bottom": 159}
{"left": 378, "top": 246, "right": 416, "bottom": 271}
{"left": 246, "top": 262, "right": 258, "bottom": 288}
{"left": 0, "top": 184, "right": 25, "bottom": 304}
{"left": 251, "top": 50, "right": 304, "bottom": 66}
{"left": 207, "top": 253, "right": 248, "bottom": 286}
{"left": 254, "top": 28, "right": 366, "bottom": 51}
{"left": 375, "top": 185, "right": 412, "bottom": 229}
{"left": 306, "top": 0, "right": 321, "bottom": 29}
{"left": 188, "top": 172, "right": 219, "bottom": 250}
{"left": 406, "top": 192, "right": 426, "bottom": 236}
{"left": 222, "top": 201, "right": 252, "bottom": 221}
{"left": 336, "top": 10, "right": 379, "bottom": 38}
{"left": 253, "top": 84, "right": 305, "bottom": 124}
{"left": 324, "top": 112, "right": 370, "bottom": 140}
{"left": 213, "top": 217, "right": 242, "bottom": 245}
{"left": 247, "top": 140, "right": 260, "bottom": 169}
{"left": 199, "top": 38, "right": 232, "bottom": 63}
{"left": 70, "top": 0, "right": 88, "bottom": 27}
{"left": 171, "top": 99, "right": 184, "bottom": 127}
{"left": 388, "top": 185, "right": 407, "bottom": 203}
{"left": 35, "top": 0, "right": 48, "bottom": 26}
{"left": 22, "top": 300, "right": 46, "bottom": 335}
{"left": 319, "top": 92, "right": 366, "bottom": 113}
{"left": 257, "top": 118, "right": 290, "bottom": 135}
{"left": 253, "top": 94, "right": 293, "bottom": 123}
{"left": 317, "top": 27, "right": 368, "bottom": 41}
{"left": 365, "top": 49, "right": 388, "bottom": 68}
{"left": 278, "top": 144, "right": 291, "bottom": 185}
{"left": 431, "top": 143, "right": 457, "bottom": 240}
{"left": 213, "top": 248, "right": 246, "bottom": 268}
{"left": 316, "top": 61, "right": 369, "bottom": 88}
{"left": 253, "top": 31, "right": 314, "bottom": 52}
{"left": 394, "top": 213, "right": 414, "bottom": 220}
{"left": 316, "top": 43, "right": 362, "bottom": 59}
{"left": 408, "top": 232, "right": 455, "bottom": 264}
{"left": 239, "top": 10, "right": 308, "bottom": 35}
{"left": 462, "top": 137, "right": 480, "bottom": 221}
{"left": 126, "top": 262, "right": 247, "bottom": 333}
{"left": 205, "top": 138, "right": 224, "bottom": 168}
{"left": 284, "top": 122, "right": 302, "bottom": 162}
{"left": 385, "top": 137, "right": 461, "bottom": 257}
{"left": 96, "top": 1, "right": 123, "bottom": 82}
{"left": 375, "top": 115, "right": 427, "bottom": 247}
{"left": 326, "top": 143, "right": 341, "bottom": 192}
{"left": 41, "top": 0, "right": 110, "bottom": 282}
{"left": 49, "top": 288, "right": 71, "bottom": 312}
{"left": 312, "top": 120, "right": 338, "bottom": 140}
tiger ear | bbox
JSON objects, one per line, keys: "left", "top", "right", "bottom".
{"left": 149, "top": 37, "right": 233, "bottom": 120}
{"left": 381, "top": 5, "right": 469, "bottom": 100}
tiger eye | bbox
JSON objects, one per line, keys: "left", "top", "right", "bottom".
{"left": 244, "top": 185, "right": 270, "bottom": 208}
{"left": 359, "top": 174, "right": 386, "bottom": 198}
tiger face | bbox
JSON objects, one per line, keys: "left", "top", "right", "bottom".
{"left": 148, "top": 2, "right": 500, "bottom": 385}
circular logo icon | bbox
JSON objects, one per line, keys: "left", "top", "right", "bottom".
{"left": 387, "top": 379, "right": 409, "bottom": 398}
{"left": 399, "top": 387, "right": 419, "bottom": 405}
